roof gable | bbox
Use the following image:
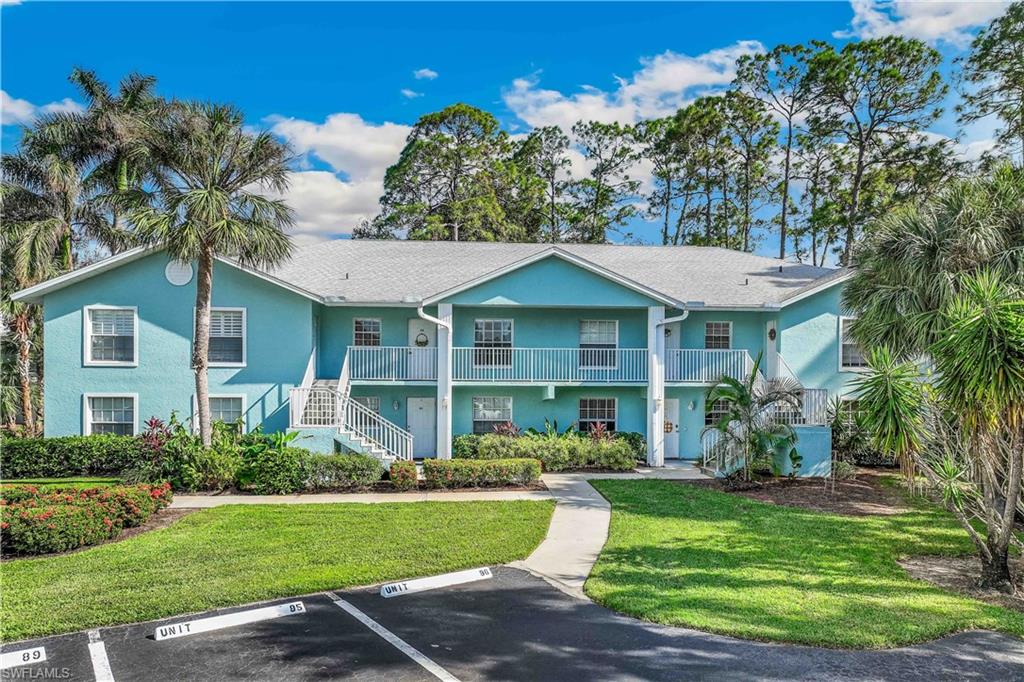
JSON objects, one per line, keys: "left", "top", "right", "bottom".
{"left": 423, "top": 249, "right": 683, "bottom": 308}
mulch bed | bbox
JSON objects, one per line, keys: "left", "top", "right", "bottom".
{"left": 686, "top": 468, "right": 911, "bottom": 516}
{"left": 900, "top": 556, "right": 1024, "bottom": 613}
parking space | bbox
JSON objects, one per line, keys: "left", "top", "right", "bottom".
{"left": 3, "top": 567, "right": 1022, "bottom": 681}
{"left": 0, "top": 631, "right": 94, "bottom": 680}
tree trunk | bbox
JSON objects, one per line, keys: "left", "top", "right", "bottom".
{"left": 979, "top": 544, "right": 1014, "bottom": 592}
{"left": 779, "top": 126, "right": 793, "bottom": 260}
{"left": 60, "top": 231, "right": 73, "bottom": 271}
{"left": 192, "top": 247, "right": 214, "bottom": 446}
{"left": 843, "top": 146, "right": 866, "bottom": 266}
{"left": 15, "top": 314, "right": 35, "bottom": 435}
{"left": 661, "top": 177, "right": 672, "bottom": 245}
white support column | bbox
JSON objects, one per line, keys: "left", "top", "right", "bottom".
{"left": 436, "top": 303, "right": 454, "bottom": 459}
{"left": 647, "top": 306, "right": 666, "bottom": 467}
{"left": 765, "top": 319, "right": 779, "bottom": 379}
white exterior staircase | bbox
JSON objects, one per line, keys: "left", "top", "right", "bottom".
{"left": 289, "top": 357, "right": 413, "bottom": 464}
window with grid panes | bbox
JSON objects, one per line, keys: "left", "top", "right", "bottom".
{"left": 87, "top": 396, "right": 135, "bottom": 435}
{"left": 209, "top": 309, "right": 244, "bottom": 364}
{"left": 473, "top": 319, "right": 513, "bottom": 366}
{"left": 579, "top": 320, "right": 617, "bottom": 368}
{"left": 579, "top": 398, "right": 616, "bottom": 433}
{"left": 473, "top": 396, "right": 512, "bottom": 434}
{"left": 88, "top": 308, "right": 135, "bottom": 363}
{"left": 704, "top": 321, "right": 731, "bottom": 349}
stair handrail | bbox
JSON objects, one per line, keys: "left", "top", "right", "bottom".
{"left": 343, "top": 396, "right": 414, "bottom": 461}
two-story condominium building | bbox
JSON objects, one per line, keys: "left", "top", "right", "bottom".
{"left": 13, "top": 240, "right": 862, "bottom": 475}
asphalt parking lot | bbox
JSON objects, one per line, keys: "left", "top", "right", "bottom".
{"left": 3, "top": 567, "right": 1023, "bottom": 681}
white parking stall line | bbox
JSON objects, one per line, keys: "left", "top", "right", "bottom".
{"left": 327, "top": 592, "right": 460, "bottom": 682}
{"left": 88, "top": 630, "right": 115, "bottom": 682}
{"left": 380, "top": 567, "right": 493, "bottom": 598}
{"left": 0, "top": 646, "right": 46, "bottom": 670}
{"left": 153, "top": 601, "right": 306, "bottom": 641}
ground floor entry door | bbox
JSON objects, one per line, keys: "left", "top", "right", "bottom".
{"left": 664, "top": 398, "right": 680, "bottom": 459}
{"left": 407, "top": 397, "right": 436, "bottom": 458}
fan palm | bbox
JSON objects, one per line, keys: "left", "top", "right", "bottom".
{"left": 126, "top": 102, "right": 294, "bottom": 445}
{"left": 843, "top": 164, "right": 1024, "bottom": 357}
{"left": 701, "top": 352, "right": 803, "bottom": 480}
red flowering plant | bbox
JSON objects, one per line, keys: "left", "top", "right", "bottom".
{"left": 492, "top": 421, "right": 521, "bottom": 437}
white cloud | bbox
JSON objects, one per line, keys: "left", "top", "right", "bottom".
{"left": 1, "top": 90, "right": 82, "bottom": 126}
{"left": 503, "top": 41, "right": 764, "bottom": 130}
{"left": 267, "top": 112, "right": 410, "bottom": 182}
{"left": 413, "top": 68, "right": 439, "bottom": 80}
{"left": 266, "top": 112, "right": 411, "bottom": 240}
{"left": 400, "top": 88, "right": 423, "bottom": 99}
{"left": 834, "top": 0, "right": 1010, "bottom": 48}
{"left": 1, "top": 0, "right": 24, "bottom": 6}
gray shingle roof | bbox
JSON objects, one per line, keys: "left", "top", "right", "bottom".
{"left": 268, "top": 240, "right": 846, "bottom": 307}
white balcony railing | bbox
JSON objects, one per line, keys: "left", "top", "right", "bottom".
{"left": 666, "top": 349, "right": 750, "bottom": 383}
{"left": 771, "top": 387, "right": 829, "bottom": 426}
{"left": 453, "top": 347, "right": 648, "bottom": 383}
{"left": 349, "top": 346, "right": 438, "bottom": 381}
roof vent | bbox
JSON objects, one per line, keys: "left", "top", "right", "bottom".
{"left": 744, "top": 278, "right": 749, "bottom": 286}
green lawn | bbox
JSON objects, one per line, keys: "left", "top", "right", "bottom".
{"left": 2, "top": 477, "right": 122, "bottom": 490}
{"left": 2, "top": 500, "right": 554, "bottom": 641}
{"left": 587, "top": 480, "right": 1023, "bottom": 648}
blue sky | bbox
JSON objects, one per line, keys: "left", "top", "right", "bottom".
{"left": 0, "top": 1, "right": 1009, "bottom": 250}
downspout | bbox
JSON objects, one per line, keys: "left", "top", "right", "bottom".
{"left": 646, "top": 306, "right": 689, "bottom": 467}
{"left": 416, "top": 305, "right": 452, "bottom": 332}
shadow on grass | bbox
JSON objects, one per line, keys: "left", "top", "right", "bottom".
{"left": 586, "top": 480, "right": 1024, "bottom": 648}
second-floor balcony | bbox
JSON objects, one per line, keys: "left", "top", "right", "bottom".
{"left": 347, "top": 346, "right": 754, "bottom": 385}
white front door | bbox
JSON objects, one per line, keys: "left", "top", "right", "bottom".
{"left": 664, "top": 398, "right": 680, "bottom": 459}
{"left": 408, "top": 319, "right": 437, "bottom": 380}
{"left": 407, "top": 397, "right": 436, "bottom": 458}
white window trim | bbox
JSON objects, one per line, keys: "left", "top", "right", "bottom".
{"left": 82, "top": 305, "right": 138, "bottom": 367}
{"left": 578, "top": 397, "right": 618, "bottom": 432}
{"left": 472, "top": 396, "right": 514, "bottom": 433}
{"left": 197, "top": 307, "right": 247, "bottom": 368}
{"left": 473, "top": 319, "right": 515, "bottom": 369}
{"left": 353, "top": 318, "right": 383, "bottom": 347}
{"left": 192, "top": 393, "right": 248, "bottom": 432}
{"left": 704, "top": 320, "right": 733, "bottom": 350}
{"left": 579, "top": 320, "right": 619, "bottom": 370}
{"left": 82, "top": 392, "right": 139, "bottom": 436}
{"left": 838, "top": 316, "right": 869, "bottom": 373}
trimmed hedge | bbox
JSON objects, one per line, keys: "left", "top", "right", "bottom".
{"left": 0, "top": 482, "right": 173, "bottom": 556}
{"left": 422, "top": 458, "right": 541, "bottom": 488}
{"left": 1, "top": 435, "right": 147, "bottom": 479}
{"left": 452, "top": 434, "right": 483, "bottom": 459}
{"left": 470, "top": 434, "right": 635, "bottom": 471}
{"left": 237, "top": 446, "right": 308, "bottom": 495}
{"left": 389, "top": 460, "right": 418, "bottom": 491}
{"left": 304, "top": 454, "right": 385, "bottom": 491}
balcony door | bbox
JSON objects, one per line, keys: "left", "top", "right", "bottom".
{"left": 407, "top": 319, "right": 437, "bottom": 380}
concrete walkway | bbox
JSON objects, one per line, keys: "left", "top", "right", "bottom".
{"left": 513, "top": 463, "right": 708, "bottom": 597}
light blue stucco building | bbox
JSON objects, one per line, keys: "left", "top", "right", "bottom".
{"left": 13, "top": 240, "right": 864, "bottom": 476}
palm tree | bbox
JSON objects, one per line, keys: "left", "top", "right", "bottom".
{"left": 1, "top": 142, "right": 109, "bottom": 271}
{"left": 848, "top": 165, "right": 1024, "bottom": 592}
{"left": 701, "top": 353, "right": 804, "bottom": 480}
{"left": 126, "top": 102, "right": 294, "bottom": 446}
{"left": 0, "top": 203, "right": 63, "bottom": 434}
{"left": 26, "top": 69, "right": 161, "bottom": 236}
{"left": 843, "top": 164, "right": 1024, "bottom": 356}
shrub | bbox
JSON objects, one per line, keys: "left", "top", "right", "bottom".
{"left": 452, "top": 434, "right": 482, "bottom": 459}
{"left": 422, "top": 458, "right": 541, "bottom": 488}
{"left": 237, "top": 446, "right": 308, "bottom": 494}
{"left": 0, "top": 482, "right": 172, "bottom": 556}
{"left": 587, "top": 439, "right": 635, "bottom": 470}
{"left": 614, "top": 431, "right": 647, "bottom": 462}
{"left": 1, "top": 434, "right": 147, "bottom": 478}
{"left": 389, "top": 460, "right": 418, "bottom": 491}
{"left": 472, "top": 433, "right": 633, "bottom": 471}
{"left": 304, "top": 454, "right": 384, "bottom": 491}
{"left": 125, "top": 415, "right": 241, "bottom": 491}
